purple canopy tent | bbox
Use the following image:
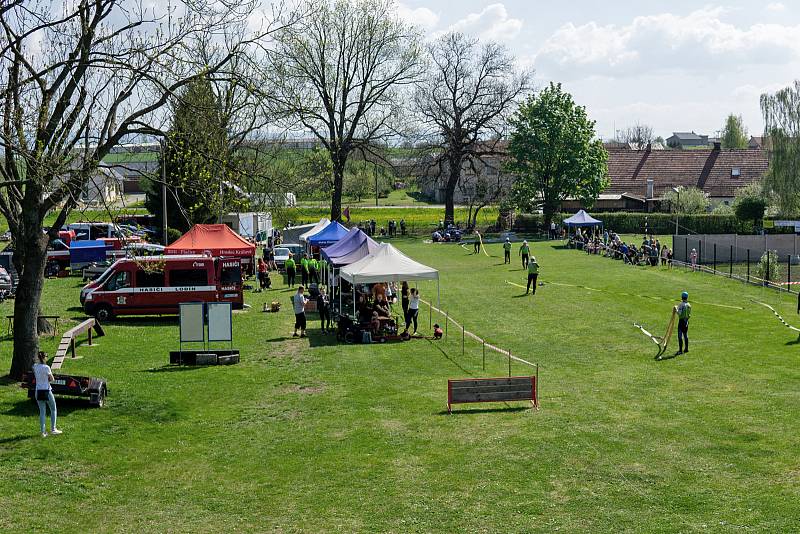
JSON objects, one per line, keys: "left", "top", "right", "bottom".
{"left": 321, "top": 228, "right": 379, "bottom": 312}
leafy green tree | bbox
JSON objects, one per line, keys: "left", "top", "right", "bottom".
{"left": 505, "top": 83, "right": 608, "bottom": 226}
{"left": 662, "top": 186, "right": 709, "bottom": 214}
{"left": 721, "top": 114, "right": 749, "bottom": 149}
{"left": 732, "top": 181, "right": 768, "bottom": 228}
{"left": 145, "top": 76, "right": 243, "bottom": 233}
{"left": 761, "top": 81, "right": 800, "bottom": 216}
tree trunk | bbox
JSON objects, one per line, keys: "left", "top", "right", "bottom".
{"left": 9, "top": 223, "right": 48, "bottom": 380}
{"left": 330, "top": 159, "right": 345, "bottom": 222}
{"left": 443, "top": 156, "right": 461, "bottom": 225}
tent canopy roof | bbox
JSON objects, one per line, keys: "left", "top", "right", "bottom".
{"left": 340, "top": 243, "right": 438, "bottom": 284}
{"left": 165, "top": 224, "right": 255, "bottom": 256}
{"left": 322, "top": 228, "right": 378, "bottom": 264}
{"left": 563, "top": 210, "right": 603, "bottom": 227}
{"left": 307, "top": 221, "right": 349, "bottom": 246}
{"left": 299, "top": 218, "right": 329, "bottom": 242}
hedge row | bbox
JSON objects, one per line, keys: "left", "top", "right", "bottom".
{"left": 514, "top": 212, "right": 755, "bottom": 235}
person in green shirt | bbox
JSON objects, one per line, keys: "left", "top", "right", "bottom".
{"left": 503, "top": 238, "right": 512, "bottom": 264}
{"left": 519, "top": 240, "right": 530, "bottom": 269}
{"left": 526, "top": 256, "right": 540, "bottom": 294}
{"left": 675, "top": 291, "right": 692, "bottom": 355}
{"left": 285, "top": 255, "right": 296, "bottom": 287}
{"left": 300, "top": 254, "right": 310, "bottom": 286}
{"left": 309, "top": 257, "right": 319, "bottom": 284}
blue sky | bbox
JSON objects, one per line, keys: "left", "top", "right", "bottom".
{"left": 396, "top": 1, "right": 800, "bottom": 140}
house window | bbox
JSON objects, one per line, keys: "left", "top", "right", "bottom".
{"left": 731, "top": 167, "right": 741, "bottom": 177}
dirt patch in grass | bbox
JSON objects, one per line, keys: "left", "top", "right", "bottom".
{"left": 279, "top": 383, "right": 326, "bottom": 395}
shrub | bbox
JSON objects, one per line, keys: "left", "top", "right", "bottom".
{"left": 756, "top": 250, "right": 781, "bottom": 282}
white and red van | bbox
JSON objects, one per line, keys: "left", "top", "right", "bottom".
{"left": 81, "top": 254, "right": 243, "bottom": 321}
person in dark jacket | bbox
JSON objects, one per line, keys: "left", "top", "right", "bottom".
{"left": 317, "top": 286, "right": 332, "bottom": 333}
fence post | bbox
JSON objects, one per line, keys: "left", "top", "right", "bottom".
{"left": 788, "top": 255, "right": 792, "bottom": 293}
{"left": 462, "top": 324, "right": 465, "bottom": 356}
{"left": 445, "top": 311, "right": 448, "bottom": 338}
{"left": 713, "top": 244, "right": 717, "bottom": 273}
{"left": 429, "top": 300, "right": 432, "bottom": 329}
{"left": 730, "top": 245, "right": 733, "bottom": 278}
{"left": 508, "top": 350, "right": 512, "bottom": 377}
{"left": 699, "top": 240, "right": 703, "bottom": 266}
{"left": 482, "top": 341, "right": 485, "bottom": 371}
{"left": 747, "top": 249, "right": 750, "bottom": 283}
{"left": 766, "top": 251, "right": 770, "bottom": 286}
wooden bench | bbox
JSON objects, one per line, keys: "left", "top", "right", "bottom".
{"left": 447, "top": 376, "right": 539, "bottom": 413}
{"left": 6, "top": 315, "right": 61, "bottom": 337}
{"left": 51, "top": 318, "right": 105, "bottom": 370}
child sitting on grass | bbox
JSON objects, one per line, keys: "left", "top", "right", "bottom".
{"left": 433, "top": 323, "right": 443, "bottom": 339}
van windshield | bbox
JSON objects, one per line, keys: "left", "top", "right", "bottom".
{"left": 220, "top": 265, "right": 242, "bottom": 285}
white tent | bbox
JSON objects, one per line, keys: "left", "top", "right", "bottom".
{"left": 340, "top": 243, "right": 440, "bottom": 314}
{"left": 299, "top": 218, "right": 330, "bottom": 243}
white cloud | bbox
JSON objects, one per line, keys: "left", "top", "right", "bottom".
{"left": 535, "top": 7, "right": 800, "bottom": 79}
{"left": 442, "top": 3, "right": 523, "bottom": 42}
{"left": 396, "top": 2, "right": 440, "bottom": 31}
{"left": 766, "top": 2, "right": 786, "bottom": 12}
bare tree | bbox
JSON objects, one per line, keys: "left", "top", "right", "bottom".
{"left": 0, "top": 0, "right": 279, "bottom": 379}
{"left": 268, "top": 0, "right": 423, "bottom": 221}
{"left": 616, "top": 123, "right": 655, "bottom": 149}
{"left": 413, "top": 32, "right": 530, "bottom": 225}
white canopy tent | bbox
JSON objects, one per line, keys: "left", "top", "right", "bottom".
{"left": 298, "top": 218, "right": 329, "bottom": 243}
{"left": 340, "top": 242, "right": 440, "bottom": 315}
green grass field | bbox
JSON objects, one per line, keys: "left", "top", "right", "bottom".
{"left": 1, "top": 238, "right": 799, "bottom": 532}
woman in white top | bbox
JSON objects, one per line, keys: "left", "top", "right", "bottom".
{"left": 404, "top": 288, "right": 421, "bottom": 335}
{"left": 33, "top": 351, "right": 61, "bottom": 437}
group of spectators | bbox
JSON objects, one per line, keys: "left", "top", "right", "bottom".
{"left": 354, "top": 281, "right": 420, "bottom": 337}
{"left": 284, "top": 252, "right": 322, "bottom": 287}
{"left": 356, "top": 219, "right": 406, "bottom": 237}
{"left": 572, "top": 229, "right": 674, "bottom": 267}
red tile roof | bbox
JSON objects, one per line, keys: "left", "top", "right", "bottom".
{"left": 604, "top": 147, "right": 769, "bottom": 198}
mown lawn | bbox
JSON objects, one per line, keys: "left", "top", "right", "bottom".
{"left": 1, "top": 238, "right": 799, "bottom": 532}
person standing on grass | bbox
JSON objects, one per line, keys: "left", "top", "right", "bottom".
{"left": 300, "top": 254, "right": 310, "bottom": 286}
{"left": 33, "top": 351, "right": 61, "bottom": 438}
{"left": 503, "top": 238, "right": 512, "bottom": 264}
{"left": 309, "top": 256, "right": 319, "bottom": 285}
{"left": 405, "top": 288, "right": 420, "bottom": 335}
{"left": 257, "top": 258, "right": 268, "bottom": 291}
{"left": 285, "top": 254, "right": 296, "bottom": 287}
{"left": 473, "top": 231, "right": 481, "bottom": 254}
{"left": 526, "top": 256, "right": 540, "bottom": 295}
{"left": 519, "top": 240, "right": 530, "bottom": 269}
{"left": 675, "top": 291, "right": 692, "bottom": 355}
{"left": 401, "top": 281, "right": 410, "bottom": 326}
{"left": 317, "top": 286, "right": 332, "bottom": 334}
{"left": 292, "top": 286, "right": 308, "bottom": 338}
{"left": 690, "top": 248, "right": 698, "bottom": 271}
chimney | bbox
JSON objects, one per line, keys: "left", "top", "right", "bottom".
{"left": 713, "top": 142, "right": 721, "bottom": 151}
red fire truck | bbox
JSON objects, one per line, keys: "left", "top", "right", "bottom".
{"left": 81, "top": 255, "right": 243, "bottom": 321}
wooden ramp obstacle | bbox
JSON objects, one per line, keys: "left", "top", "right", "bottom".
{"left": 51, "top": 319, "right": 105, "bottom": 370}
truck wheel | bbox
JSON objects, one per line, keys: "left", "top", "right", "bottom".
{"left": 94, "top": 305, "right": 113, "bottom": 322}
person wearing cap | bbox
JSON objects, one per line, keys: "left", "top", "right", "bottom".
{"left": 519, "top": 240, "right": 530, "bottom": 269}
{"left": 675, "top": 291, "right": 692, "bottom": 355}
{"left": 503, "top": 238, "right": 511, "bottom": 264}
{"left": 526, "top": 256, "right": 540, "bottom": 295}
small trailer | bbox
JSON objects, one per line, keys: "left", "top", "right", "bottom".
{"left": 22, "top": 372, "right": 108, "bottom": 407}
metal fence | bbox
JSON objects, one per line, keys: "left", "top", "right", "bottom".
{"left": 672, "top": 235, "right": 800, "bottom": 293}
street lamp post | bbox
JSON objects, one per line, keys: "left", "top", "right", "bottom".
{"left": 672, "top": 186, "right": 681, "bottom": 235}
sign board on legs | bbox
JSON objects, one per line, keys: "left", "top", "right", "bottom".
{"left": 179, "top": 303, "right": 205, "bottom": 343}
{"left": 207, "top": 302, "right": 233, "bottom": 342}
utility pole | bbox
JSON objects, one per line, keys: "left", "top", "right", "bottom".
{"left": 672, "top": 186, "right": 681, "bottom": 235}
{"left": 161, "top": 139, "right": 168, "bottom": 245}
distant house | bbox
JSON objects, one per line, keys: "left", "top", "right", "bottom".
{"left": 101, "top": 143, "right": 160, "bottom": 194}
{"left": 666, "top": 132, "right": 709, "bottom": 149}
{"left": 80, "top": 166, "right": 124, "bottom": 205}
{"left": 417, "top": 142, "right": 514, "bottom": 205}
{"left": 568, "top": 144, "right": 769, "bottom": 212}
